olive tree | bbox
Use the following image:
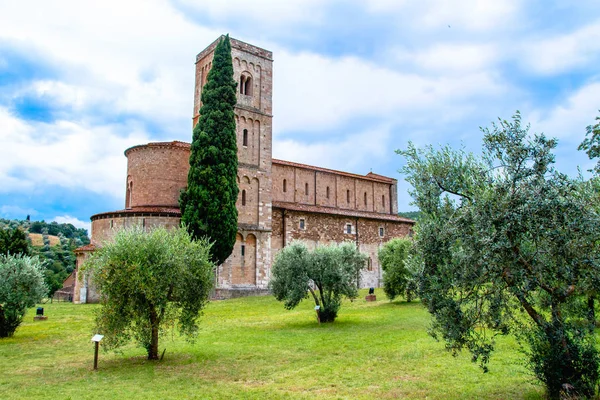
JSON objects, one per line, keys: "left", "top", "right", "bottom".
{"left": 82, "top": 227, "right": 214, "bottom": 360}
{"left": 378, "top": 238, "right": 415, "bottom": 301}
{"left": 399, "top": 112, "right": 600, "bottom": 399}
{"left": 270, "top": 241, "right": 366, "bottom": 323}
{"left": 0, "top": 254, "right": 47, "bottom": 337}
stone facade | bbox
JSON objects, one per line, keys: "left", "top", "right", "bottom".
{"left": 73, "top": 36, "right": 414, "bottom": 303}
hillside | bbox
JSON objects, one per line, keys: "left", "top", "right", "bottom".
{"left": 28, "top": 232, "right": 61, "bottom": 247}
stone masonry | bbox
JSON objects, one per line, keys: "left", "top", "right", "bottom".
{"left": 73, "top": 36, "right": 414, "bottom": 303}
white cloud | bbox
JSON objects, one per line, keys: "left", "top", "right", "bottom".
{"left": 274, "top": 125, "right": 393, "bottom": 173}
{"left": 363, "top": 0, "right": 521, "bottom": 32}
{"left": 176, "top": 0, "right": 326, "bottom": 26}
{"left": 0, "top": 107, "right": 149, "bottom": 198}
{"left": 521, "top": 20, "right": 600, "bottom": 75}
{"left": 52, "top": 215, "right": 91, "bottom": 233}
{"left": 273, "top": 49, "right": 506, "bottom": 135}
{"left": 529, "top": 81, "right": 600, "bottom": 143}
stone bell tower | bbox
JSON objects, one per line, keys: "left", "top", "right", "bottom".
{"left": 193, "top": 36, "right": 273, "bottom": 294}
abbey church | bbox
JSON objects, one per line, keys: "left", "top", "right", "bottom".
{"left": 73, "top": 37, "right": 414, "bottom": 302}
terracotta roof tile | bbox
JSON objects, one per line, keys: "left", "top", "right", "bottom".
{"left": 272, "top": 159, "right": 396, "bottom": 183}
{"left": 272, "top": 201, "right": 415, "bottom": 224}
{"left": 91, "top": 207, "right": 181, "bottom": 220}
{"left": 74, "top": 243, "right": 96, "bottom": 252}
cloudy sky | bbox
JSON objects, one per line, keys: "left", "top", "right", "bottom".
{"left": 1, "top": 0, "right": 599, "bottom": 233}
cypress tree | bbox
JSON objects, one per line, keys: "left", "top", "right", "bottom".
{"left": 180, "top": 35, "right": 238, "bottom": 265}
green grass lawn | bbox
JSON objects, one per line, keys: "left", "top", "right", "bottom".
{"left": 0, "top": 289, "right": 544, "bottom": 399}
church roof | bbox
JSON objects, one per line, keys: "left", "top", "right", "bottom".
{"left": 272, "top": 159, "right": 396, "bottom": 184}
{"left": 91, "top": 206, "right": 181, "bottom": 221}
{"left": 272, "top": 201, "right": 414, "bottom": 224}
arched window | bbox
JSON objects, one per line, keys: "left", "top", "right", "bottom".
{"left": 382, "top": 195, "right": 385, "bottom": 208}
{"left": 242, "top": 190, "right": 246, "bottom": 206}
{"left": 364, "top": 192, "right": 367, "bottom": 206}
{"left": 243, "top": 129, "right": 248, "bottom": 146}
{"left": 126, "top": 180, "right": 133, "bottom": 208}
{"left": 305, "top": 183, "right": 309, "bottom": 195}
{"left": 326, "top": 186, "right": 330, "bottom": 199}
{"left": 240, "top": 73, "right": 253, "bottom": 96}
{"left": 244, "top": 76, "right": 252, "bottom": 96}
{"left": 347, "top": 190, "right": 350, "bottom": 203}
{"left": 283, "top": 179, "right": 287, "bottom": 193}
{"left": 239, "top": 75, "right": 245, "bottom": 94}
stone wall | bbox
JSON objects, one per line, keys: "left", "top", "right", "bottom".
{"left": 91, "top": 213, "right": 181, "bottom": 245}
{"left": 271, "top": 160, "right": 398, "bottom": 215}
{"left": 271, "top": 207, "right": 413, "bottom": 288}
{"left": 124, "top": 142, "right": 190, "bottom": 209}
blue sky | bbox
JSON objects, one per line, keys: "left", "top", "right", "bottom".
{"left": 1, "top": 0, "right": 599, "bottom": 234}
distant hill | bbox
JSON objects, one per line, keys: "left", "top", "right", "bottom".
{"left": 398, "top": 211, "right": 421, "bottom": 222}
{"left": 0, "top": 217, "right": 90, "bottom": 298}
{"left": 29, "top": 233, "right": 61, "bottom": 247}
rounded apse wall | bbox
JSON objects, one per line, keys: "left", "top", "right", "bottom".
{"left": 124, "top": 141, "right": 190, "bottom": 209}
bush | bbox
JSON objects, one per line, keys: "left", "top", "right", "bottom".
{"left": 379, "top": 238, "right": 413, "bottom": 301}
{"left": 0, "top": 254, "right": 47, "bottom": 337}
{"left": 270, "top": 241, "right": 366, "bottom": 323}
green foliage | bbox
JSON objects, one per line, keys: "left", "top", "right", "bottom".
{"left": 0, "top": 227, "right": 30, "bottom": 256}
{"left": 0, "top": 254, "right": 47, "bottom": 337}
{"left": 270, "top": 241, "right": 367, "bottom": 323}
{"left": 82, "top": 227, "right": 214, "bottom": 360}
{"left": 399, "top": 111, "right": 600, "bottom": 398}
{"left": 578, "top": 111, "right": 600, "bottom": 174}
{"left": 180, "top": 35, "right": 238, "bottom": 266}
{"left": 24, "top": 219, "right": 89, "bottom": 244}
{"left": 31, "top": 232, "right": 78, "bottom": 298}
{"left": 1, "top": 296, "right": 546, "bottom": 399}
{"left": 398, "top": 210, "right": 421, "bottom": 221}
{"left": 378, "top": 238, "right": 415, "bottom": 301}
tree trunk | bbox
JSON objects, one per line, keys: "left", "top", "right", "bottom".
{"left": 148, "top": 308, "right": 159, "bottom": 360}
{"left": 588, "top": 295, "right": 596, "bottom": 326}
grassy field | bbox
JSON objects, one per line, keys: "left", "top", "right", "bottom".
{"left": 28, "top": 233, "right": 61, "bottom": 247}
{"left": 0, "top": 289, "right": 544, "bottom": 399}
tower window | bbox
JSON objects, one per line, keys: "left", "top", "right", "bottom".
{"left": 326, "top": 186, "right": 330, "bottom": 199}
{"left": 242, "top": 190, "right": 246, "bottom": 206}
{"left": 367, "top": 258, "right": 373, "bottom": 271}
{"left": 110, "top": 220, "right": 113, "bottom": 229}
{"left": 243, "top": 129, "right": 248, "bottom": 146}
{"left": 241, "top": 244, "right": 245, "bottom": 257}
{"left": 305, "top": 183, "right": 309, "bottom": 195}
{"left": 364, "top": 192, "right": 367, "bottom": 206}
{"left": 347, "top": 190, "right": 350, "bottom": 204}
{"left": 382, "top": 195, "right": 385, "bottom": 208}
{"left": 379, "top": 227, "right": 385, "bottom": 237}
{"left": 299, "top": 218, "right": 305, "bottom": 230}
{"left": 346, "top": 223, "right": 352, "bottom": 234}
{"left": 283, "top": 179, "right": 287, "bottom": 193}
{"left": 240, "top": 74, "right": 253, "bottom": 96}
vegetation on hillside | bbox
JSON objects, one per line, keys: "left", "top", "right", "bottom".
{"left": 398, "top": 210, "right": 421, "bottom": 221}
{"left": 0, "top": 218, "right": 90, "bottom": 297}
{"left": 82, "top": 227, "right": 214, "bottom": 360}
{"left": 270, "top": 241, "right": 366, "bottom": 323}
{"left": 400, "top": 112, "right": 600, "bottom": 399}
{"left": 180, "top": 34, "right": 239, "bottom": 265}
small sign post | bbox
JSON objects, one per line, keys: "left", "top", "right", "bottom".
{"left": 314, "top": 305, "right": 321, "bottom": 324}
{"left": 91, "top": 334, "right": 104, "bottom": 371}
